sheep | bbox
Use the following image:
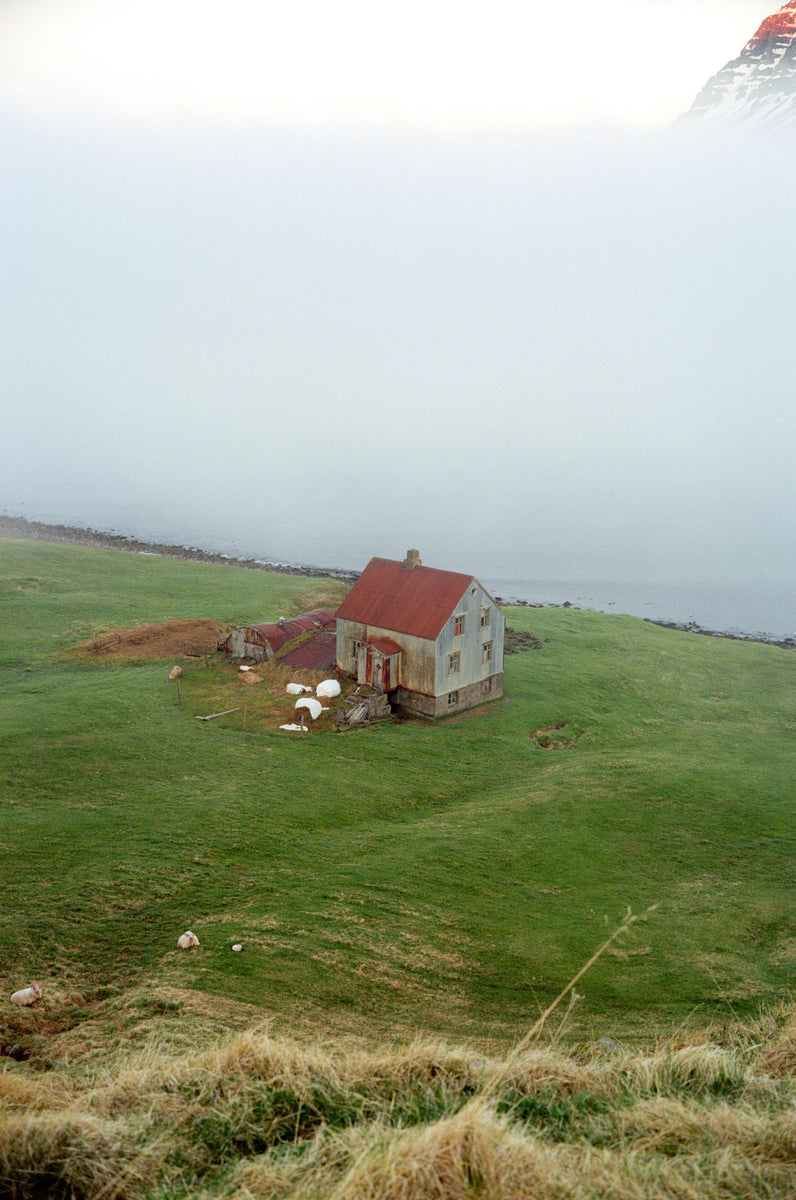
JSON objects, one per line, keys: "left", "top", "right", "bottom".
{"left": 10, "top": 984, "right": 41, "bottom": 1007}
{"left": 177, "top": 930, "right": 200, "bottom": 949}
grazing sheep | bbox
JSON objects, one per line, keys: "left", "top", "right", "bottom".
{"left": 177, "top": 930, "right": 200, "bottom": 949}
{"left": 10, "top": 985, "right": 41, "bottom": 1007}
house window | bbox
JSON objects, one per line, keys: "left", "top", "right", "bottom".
{"left": 351, "top": 638, "right": 364, "bottom": 662}
{"left": 482, "top": 678, "right": 493, "bottom": 694}
{"left": 448, "top": 651, "right": 461, "bottom": 675}
{"left": 448, "top": 690, "right": 459, "bottom": 705}
{"left": 482, "top": 640, "right": 493, "bottom": 664}
{"left": 480, "top": 606, "right": 491, "bottom": 628}
{"left": 454, "top": 613, "right": 466, "bottom": 636}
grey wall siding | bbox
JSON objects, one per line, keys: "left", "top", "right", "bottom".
{"left": 337, "top": 619, "right": 436, "bottom": 695}
{"left": 226, "top": 627, "right": 273, "bottom": 662}
{"left": 227, "top": 628, "right": 247, "bottom": 657}
{"left": 336, "top": 618, "right": 367, "bottom": 677}
{"left": 434, "top": 582, "right": 505, "bottom": 696}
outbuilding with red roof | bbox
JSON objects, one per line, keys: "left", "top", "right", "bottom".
{"left": 221, "top": 608, "right": 336, "bottom": 664}
{"left": 335, "top": 550, "right": 504, "bottom": 718}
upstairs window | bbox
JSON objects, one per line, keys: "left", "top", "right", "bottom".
{"left": 482, "top": 640, "right": 493, "bottom": 664}
{"left": 448, "top": 651, "right": 461, "bottom": 675}
{"left": 454, "top": 613, "right": 466, "bottom": 637}
{"left": 480, "top": 606, "right": 491, "bottom": 628}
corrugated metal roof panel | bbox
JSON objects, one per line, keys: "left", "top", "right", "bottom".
{"left": 280, "top": 631, "right": 338, "bottom": 670}
{"left": 245, "top": 608, "right": 336, "bottom": 653}
{"left": 302, "top": 608, "right": 337, "bottom": 630}
{"left": 370, "top": 637, "right": 403, "bottom": 657}
{"left": 336, "top": 558, "right": 473, "bottom": 640}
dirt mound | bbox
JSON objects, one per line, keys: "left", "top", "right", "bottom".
{"left": 84, "top": 619, "right": 227, "bottom": 660}
{"left": 505, "top": 627, "right": 543, "bottom": 654}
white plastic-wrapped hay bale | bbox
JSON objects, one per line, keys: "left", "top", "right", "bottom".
{"left": 316, "top": 679, "right": 341, "bottom": 698}
{"left": 295, "top": 697, "right": 323, "bottom": 720}
{"left": 286, "top": 682, "right": 311, "bottom": 695}
{"left": 279, "top": 723, "right": 308, "bottom": 732}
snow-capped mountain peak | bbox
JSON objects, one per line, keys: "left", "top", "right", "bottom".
{"left": 682, "top": 1, "right": 796, "bottom": 127}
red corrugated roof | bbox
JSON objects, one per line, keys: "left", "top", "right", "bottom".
{"left": 246, "top": 608, "right": 336, "bottom": 653}
{"left": 370, "top": 637, "right": 403, "bottom": 657}
{"left": 280, "top": 631, "right": 338, "bottom": 670}
{"left": 336, "top": 558, "right": 473, "bottom": 640}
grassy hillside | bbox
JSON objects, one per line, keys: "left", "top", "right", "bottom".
{"left": 1, "top": 535, "right": 794, "bottom": 1058}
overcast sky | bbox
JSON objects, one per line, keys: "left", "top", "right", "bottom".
{"left": 1, "top": 1, "right": 794, "bottom": 603}
{"left": 0, "top": 0, "right": 779, "bottom": 131}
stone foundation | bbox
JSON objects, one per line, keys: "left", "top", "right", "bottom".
{"left": 394, "top": 673, "right": 504, "bottom": 719}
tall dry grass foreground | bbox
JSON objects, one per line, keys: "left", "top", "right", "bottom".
{"left": 1, "top": 916, "right": 795, "bottom": 1199}
{"left": 5, "top": 1027, "right": 793, "bottom": 1200}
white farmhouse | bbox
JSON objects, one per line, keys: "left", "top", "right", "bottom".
{"left": 335, "top": 550, "right": 505, "bottom": 718}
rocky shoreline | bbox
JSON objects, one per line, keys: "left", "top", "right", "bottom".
{"left": 646, "top": 617, "right": 794, "bottom": 651}
{"left": 3, "top": 513, "right": 792, "bottom": 651}
{"left": 491, "top": 597, "right": 795, "bottom": 652}
{"left": 0, "top": 514, "right": 360, "bottom": 584}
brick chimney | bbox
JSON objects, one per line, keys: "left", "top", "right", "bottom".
{"left": 402, "top": 548, "right": 422, "bottom": 570}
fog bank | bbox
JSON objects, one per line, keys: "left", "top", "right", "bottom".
{"left": 2, "top": 121, "right": 795, "bottom": 599}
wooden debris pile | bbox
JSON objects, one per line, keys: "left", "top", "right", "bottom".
{"left": 336, "top": 684, "right": 392, "bottom": 728}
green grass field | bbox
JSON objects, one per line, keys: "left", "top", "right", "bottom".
{"left": 1, "top": 536, "right": 794, "bottom": 1053}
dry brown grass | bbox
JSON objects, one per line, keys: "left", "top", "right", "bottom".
{"left": 221, "top": 1097, "right": 796, "bottom": 1200}
{"left": 758, "top": 1007, "right": 796, "bottom": 1077}
{"left": 0, "top": 1110, "right": 162, "bottom": 1200}
{"left": 2, "top": 1000, "right": 795, "bottom": 1199}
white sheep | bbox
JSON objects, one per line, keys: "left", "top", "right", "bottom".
{"left": 10, "top": 984, "right": 42, "bottom": 1007}
{"left": 177, "top": 930, "right": 200, "bottom": 949}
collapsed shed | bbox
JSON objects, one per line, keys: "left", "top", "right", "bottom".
{"left": 220, "top": 609, "right": 336, "bottom": 664}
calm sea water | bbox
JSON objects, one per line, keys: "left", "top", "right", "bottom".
{"left": 478, "top": 576, "right": 795, "bottom": 642}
